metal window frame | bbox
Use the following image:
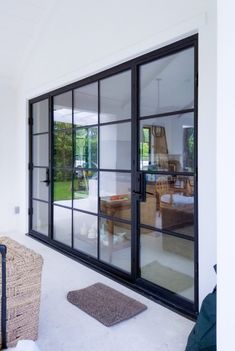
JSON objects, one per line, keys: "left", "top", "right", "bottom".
{"left": 28, "top": 34, "right": 198, "bottom": 319}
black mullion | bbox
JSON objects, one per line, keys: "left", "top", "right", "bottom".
{"left": 131, "top": 63, "right": 139, "bottom": 281}
{"left": 73, "top": 207, "right": 98, "bottom": 217}
{"left": 97, "top": 80, "right": 100, "bottom": 260}
{"left": 32, "top": 131, "right": 49, "bottom": 137}
{"left": 75, "top": 123, "right": 98, "bottom": 130}
{"left": 51, "top": 96, "right": 55, "bottom": 240}
{"left": 139, "top": 108, "right": 194, "bottom": 121}
{"left": 99, "top": 168, "right": 131, "bottom": 173}
{"left": 99, "top": 213, "right": 132, "bottom": 225}
{"left": 72, "top": 89, "right": 75, "bottom": 249}
{"left": 32, "top": 198, "right": 49, "bottom": 204}
{"left": 49, "top": 96, "right": 53, "bottom": 240}
{"left": 99, "top": 118, "right": 131, "bottom": 127}
{"left": 139, "top": 224, "right": 195, "bottom": 241}
{"left": 54, "top": 203, "right": 73, "bottom": 210}
{"left": 28, "top": 103, "right": 33, "bottom": 231}
{"left": 193, "top": 36, "right": 199, "bottom": 312}
{"left": 142, "top": 170, "right": 194, "bottom": 177}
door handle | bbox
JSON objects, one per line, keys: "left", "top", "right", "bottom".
{"left": 133, "top": 172, "right": 146, "bottom": 202}
{"left": 40, "top": 168, "right": 50, "bottom": 186}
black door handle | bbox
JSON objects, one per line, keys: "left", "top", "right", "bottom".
{"left": 132, "top": 172, "right": 146, "bottom": 202}
{"left": 40, "top": 168, "right": 50, "bottom": 186}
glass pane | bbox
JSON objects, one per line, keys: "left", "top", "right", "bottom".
{"left": 75, "top": 127, "right": 98, "bottom": 169}
{"left": 53, "top": 206, "right": 72, "bottom": 246}
{"left": 73, "top": 211, "right": 97, "bottom": 257}
{"left": 74, "top": 171, "right": 98, "bottom": 213}
{"left": 54, "top": 130, "right": 73, "bottom": 168}
{"left": 100, "top": 70, "right": 131, "bottom": 123}
{"left": 141, "top": 174, "right": 194, "bottom": 236}
{"left": 140, "top": 228, "right": 194, "bottom": 301}
{"left": 54, "top": 169, "right": 72, "bottom": 207}
{"left": 139, "top": 113, "right": 194, "bottom": 172}
{"left": 33, "top": 168, "right": 48, "bottom": 201}
{"left": 74, "top": 83, "right": 98, "bottom": 126}
{"left": 54, "top": 91, "right": 72, "bottom": 129}
{"left": 99, "top": 218, "right": 131, "bottom": 272}
{"left": 140, "top": 47, "right": 194, "bottom": 116}
{"left": 100, "top": 122, "right": 131, "bottom": 170}
{"left": 32, "top": 200, "right": 48, "bottom": 235}
{"left": 33, "top": 134, "right": 49, "bottom": 167}
{"left": 32, "top": 99, "right": 48, "bottom": 134}
{"left": 100, "top": 172, "right": 131, "bottom": 221}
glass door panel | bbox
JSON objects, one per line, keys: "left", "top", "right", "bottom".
{"left": 140, "top": 228, "right": 194, "bottom": 301}
{"left": 138, "top": 47, "right": 196, "bottom": 303}
{"left": 31, "top": 99, "right": 50, "bottom": 236}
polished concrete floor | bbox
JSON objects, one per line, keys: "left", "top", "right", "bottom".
{"left": 4, "top": 231, "right": 194, "bottom": 351}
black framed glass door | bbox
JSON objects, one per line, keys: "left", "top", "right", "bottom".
{"left": 30, "top": 98, "right": 50, "bottom": 237}
{"left": 29, "top": 35, "right": 198, "bottom": 317}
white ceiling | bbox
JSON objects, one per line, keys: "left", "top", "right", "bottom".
{"left": 0, "top": 0, "right": 56, "bottom": 83}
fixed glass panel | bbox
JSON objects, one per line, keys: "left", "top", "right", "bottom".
{"left": 53, "top": 206, "right": 72, "bottom": 246}
{"left": 54, "top": 130, "right": 73, "bottom": 168}
{"left": 32, "top": 99, "right": 48, "bottom": 134}
{"left": 54, "top": 91, "right": 72, "bottom": 129}
{"left": 100, "top": 70, "right": 131, "bottom": 123}
{"left": 140, "top": 47, "right": 194, "bottom": 116}
{"left": 139, "top": 113, "right": 194, "bottom": 172}
{"left": 142, "top": 174, "right": 194, "bottom": 235}
{"left": 74, "top": 83, "right": 98, "bottom": 126}
{"left": 140, "top": 228, "right": 194, "bottom": 301}
{"left": 100, "top": 122, "right": 131, "bottom": 170}
{"left": 100, "top": 172, "right": 131, "bottom": 221}
{"left": 73, "top": 211, "right": 97, "bottom": 257}
{"left": 32, "top": 200, "right": 48, "bottom": 236}
{"left": 54, "top": 169, "right": 72, "bottom": 207}
{"left": 75, "top": 127, "right": 98, "bottom": 169}
{"left": 33, "top": 134, "right": 49, "bottom": 167}
{"left": 99, "top": 218, "right": 131, "bottom": 272}
{"left": 33, "top": 168, "right": 49, "bottom": 201}
{"left": 74, "top": 170, "right": 98, "bottom": 213}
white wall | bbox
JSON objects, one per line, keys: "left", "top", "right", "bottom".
{"left": 14, "top": 0, "right": 217, "bottom": 305}
{"left": 0, "top": 79, "right": 20, "bottom": 232}
{"left": 217, "top": 1, "right": 235, "bottom": 348}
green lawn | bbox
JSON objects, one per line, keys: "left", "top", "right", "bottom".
{"left": 54, "top": 181, "right": 88, "bottom": 201}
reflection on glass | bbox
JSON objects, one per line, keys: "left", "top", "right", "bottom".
{"left": 74, "top": 171, "right": 98, "bottom": 213}
{"left": 140, "top": 228, "right": 194, "bottom": 301}
{"left": 73, "top": 211, "right": 97, "bottom": 257}
{"left": 140, "top": 47, "right": 194, "bottom": 116}
{"left": 54, "top": 91, "right": 72, "bottom": 129}
{"left": 139, "top": 113, "right": 194, "bottom": 172}
{"left": 32, "top": 200, "right": 48, "bottom": 236}
{"left": 100, "top": 70, "right": 131, "bottom": 123}
{"left": 99, "top": 218, "right": 131, "bottom": 272}
{"left": 33, "top": 99, "right": 48, "bottom": 134}
{"left": 75, "top": 127, "right": 98, "bottom": 169}
{"left": 99, "top": 172, "right": 131, "bottom": 220}
{"left": 54, "top": 169, "right": 72, "bottom": 207}
{"left": 100, "top": 122, "right": 131, "bottom": 170}
{"left": 54, "top": 130, "right": 73, "bottom": 168}
{"left": 53, "top": 205, "right": 72, "bottom": 246}
{"left": 33, "top": 134, "right": 49, "bottom": 166}
{"left": 74, "top": 83, "right": 98, "bottom": 126}
{"left": 33, "top": 168, "right": 48, "bottom": 201}
{"left": 142, "top": 174, "right": 194, "bottom": 235}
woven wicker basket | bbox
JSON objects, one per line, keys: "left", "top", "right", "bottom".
{"left": 0, "top": 236, "right": 43, "bottom": 348}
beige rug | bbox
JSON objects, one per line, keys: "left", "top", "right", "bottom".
{"left": 141, "top": 260, "right": 193, "bottom": 293}
{"left": 67, "top": 283, "right": 147, "bottom": 326}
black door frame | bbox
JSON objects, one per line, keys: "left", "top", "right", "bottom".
{"left": 28, "top": 34, "right": 198, "bottom": 319}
